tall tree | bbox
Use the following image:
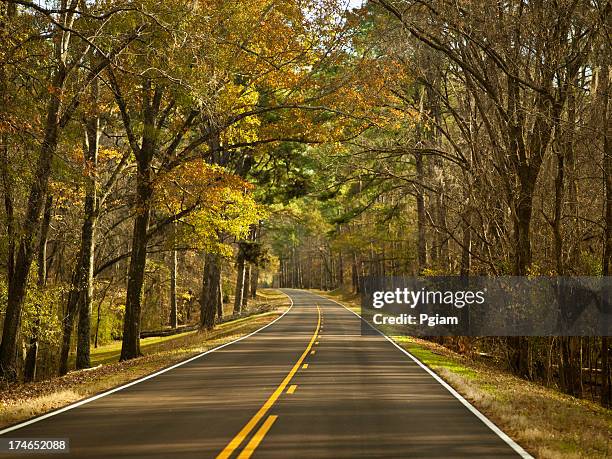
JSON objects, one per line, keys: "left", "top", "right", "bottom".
{"left": 0, "top": 0, "right": 130, "bottom": 379}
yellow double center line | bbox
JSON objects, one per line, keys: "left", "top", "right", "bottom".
{"left": 216, "top": 304, "right": 321, "bottom": 459}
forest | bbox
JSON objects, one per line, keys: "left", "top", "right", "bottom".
{"left": 0, "top": 0, "right": 610, "bottom": 419}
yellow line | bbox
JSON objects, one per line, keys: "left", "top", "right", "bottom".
{"left": 287, "top": 385, "right": 297, "bottom": 394}
{"left": 216, "top": 305, "right": 321, "bottom": 459}
{"left": 302, "top": 363, "right": 309, "bottom": 369}
{"left": 236, "top": 415, "right": 278, "bottom": 459}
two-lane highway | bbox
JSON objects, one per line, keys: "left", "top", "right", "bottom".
{"left": 0, "top": 290, "right": 531, "bottom": 458}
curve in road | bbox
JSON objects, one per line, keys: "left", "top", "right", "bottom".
{"left": 0, "top": 289, "right": 532, "bottom": 458}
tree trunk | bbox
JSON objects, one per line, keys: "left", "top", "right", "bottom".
{"left": 338, "top": 251, "right": 344, "bottom": 288}
{"left": 250, "top": 266, "right": 259, "bottom": 299}
{"left": 118, "top": 79, "right": 161, "bottom": 362}
{"left": 415, "top": 151, "right": 427, "bottom": 272}
{"left": 216, "top": 282, "right": 223, "bottom": 319}
{"left": 120, "top": 162, "right": 152, "bottom": 361}
{"left": 291, "top": 245, "right": 298, "bottom": 288}
{"left": 507, "top": 336, "right": 531, "bottom": 379}
{"left": 460, "top": 211, "right": 471, "bottom": 277}
{"left": 200, "top": 254, "right": 213, "bottom": 329}
{"left": 553, "top": 151, "right": 565, "bottom": 275}
{"left": 600, "top": 53, "right": 611, "bottom": 408}
{"left": 94, "top": 281, "right": 111, "bottom": 349}
{"left": 23, "top": 195, "right": 52, "bottom": 382}
{"left": 602, "top": 62, "right": 612, "bottom": 286}
{"left": 552, "top": 79, "right": 575, "bottom": 275}
{"left": 242, "top": 264, "right": 251, "bottom": 309}
{"left": 76, "top": 93, "right": 100, "bottom": 370}
{"left": 559, "top": 336, "right": 583, "bottom": 397}
{"left": 514, "top": 179, "right": 535, "bottom": 276}
{"left": 602, "top": 337, "right": 611, "bottom": 408}
{"left": 59, "top": 265, "right": 80, "bottom": 375}
{"left": 280, "top": 259, "right": 285, "bottom": 288}
{"left": 424, "top": 52, "right": 446, "bottom": 271}
{"left": 200, "top": 252, "right": 222, "bottom": 330}
{"left": 60, "top": 202, "right": 98, "bottom": 373}
{"left": 234, "top": 246, "right": 246, "bottom": 314}
{"left": 352, "top": 252, "right": 359, "bottom": 293}
{"left": 169, "top": 248, "right": 178, "bottom": 328}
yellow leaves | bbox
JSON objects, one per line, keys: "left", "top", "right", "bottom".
{"left": 68, "top": 147, "right": 124, "bottom": 169}
{"left": 49, "top": 180, "right": 84, "bottom": 208}
{"left": 98, "top": 147, "right": 124, "bottom": 162}
{"left": 218, "top": 81, "right": 259, "bottom": 112}
{"left": 155, "top": 159, "right": 265, "bottom": 252}
{"left": 68, "top": 147, "right": 84, "bottom": 165}
{"left": 217, "top": 82, "right": 261, "bottom": 144}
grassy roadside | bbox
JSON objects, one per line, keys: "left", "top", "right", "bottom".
{"left": 0, "top": 289, "right": 290, "bottom": 429}
{"left": 314, "top": 289, "right": 612, "bottom": 459}
{"left": 82, "top": 289, "right": 290, "bottom": 367}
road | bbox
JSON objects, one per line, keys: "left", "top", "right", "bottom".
{"left": 0, "top": 290, "right": 530, "bottom": 458}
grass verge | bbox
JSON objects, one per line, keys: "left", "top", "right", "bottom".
{"left": 315, "top": 288, "right": 612, "bottom": 459}
{"left": 86, "top": 289, "right": 289, "bottom": 367}
{"left": 0, "top": 290, "right": 290, "bottom": 429}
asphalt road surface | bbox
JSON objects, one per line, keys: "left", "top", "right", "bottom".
{"left": 0, "top": 290, "right": 530, "bottom": 458}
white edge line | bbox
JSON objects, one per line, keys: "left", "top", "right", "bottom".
{"left": 0, "top": 295, "right": 294, "bottom": 436}
{"left": 319, "top": 293, "right": 534, "bottom": 459}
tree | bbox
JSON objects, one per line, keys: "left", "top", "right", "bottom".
{"left": 0, "top": 0, "right": 137, "bottom": 380}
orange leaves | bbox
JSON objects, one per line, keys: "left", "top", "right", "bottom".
{"left": 154, "top": 159, "right": 252, "bottom": 213}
